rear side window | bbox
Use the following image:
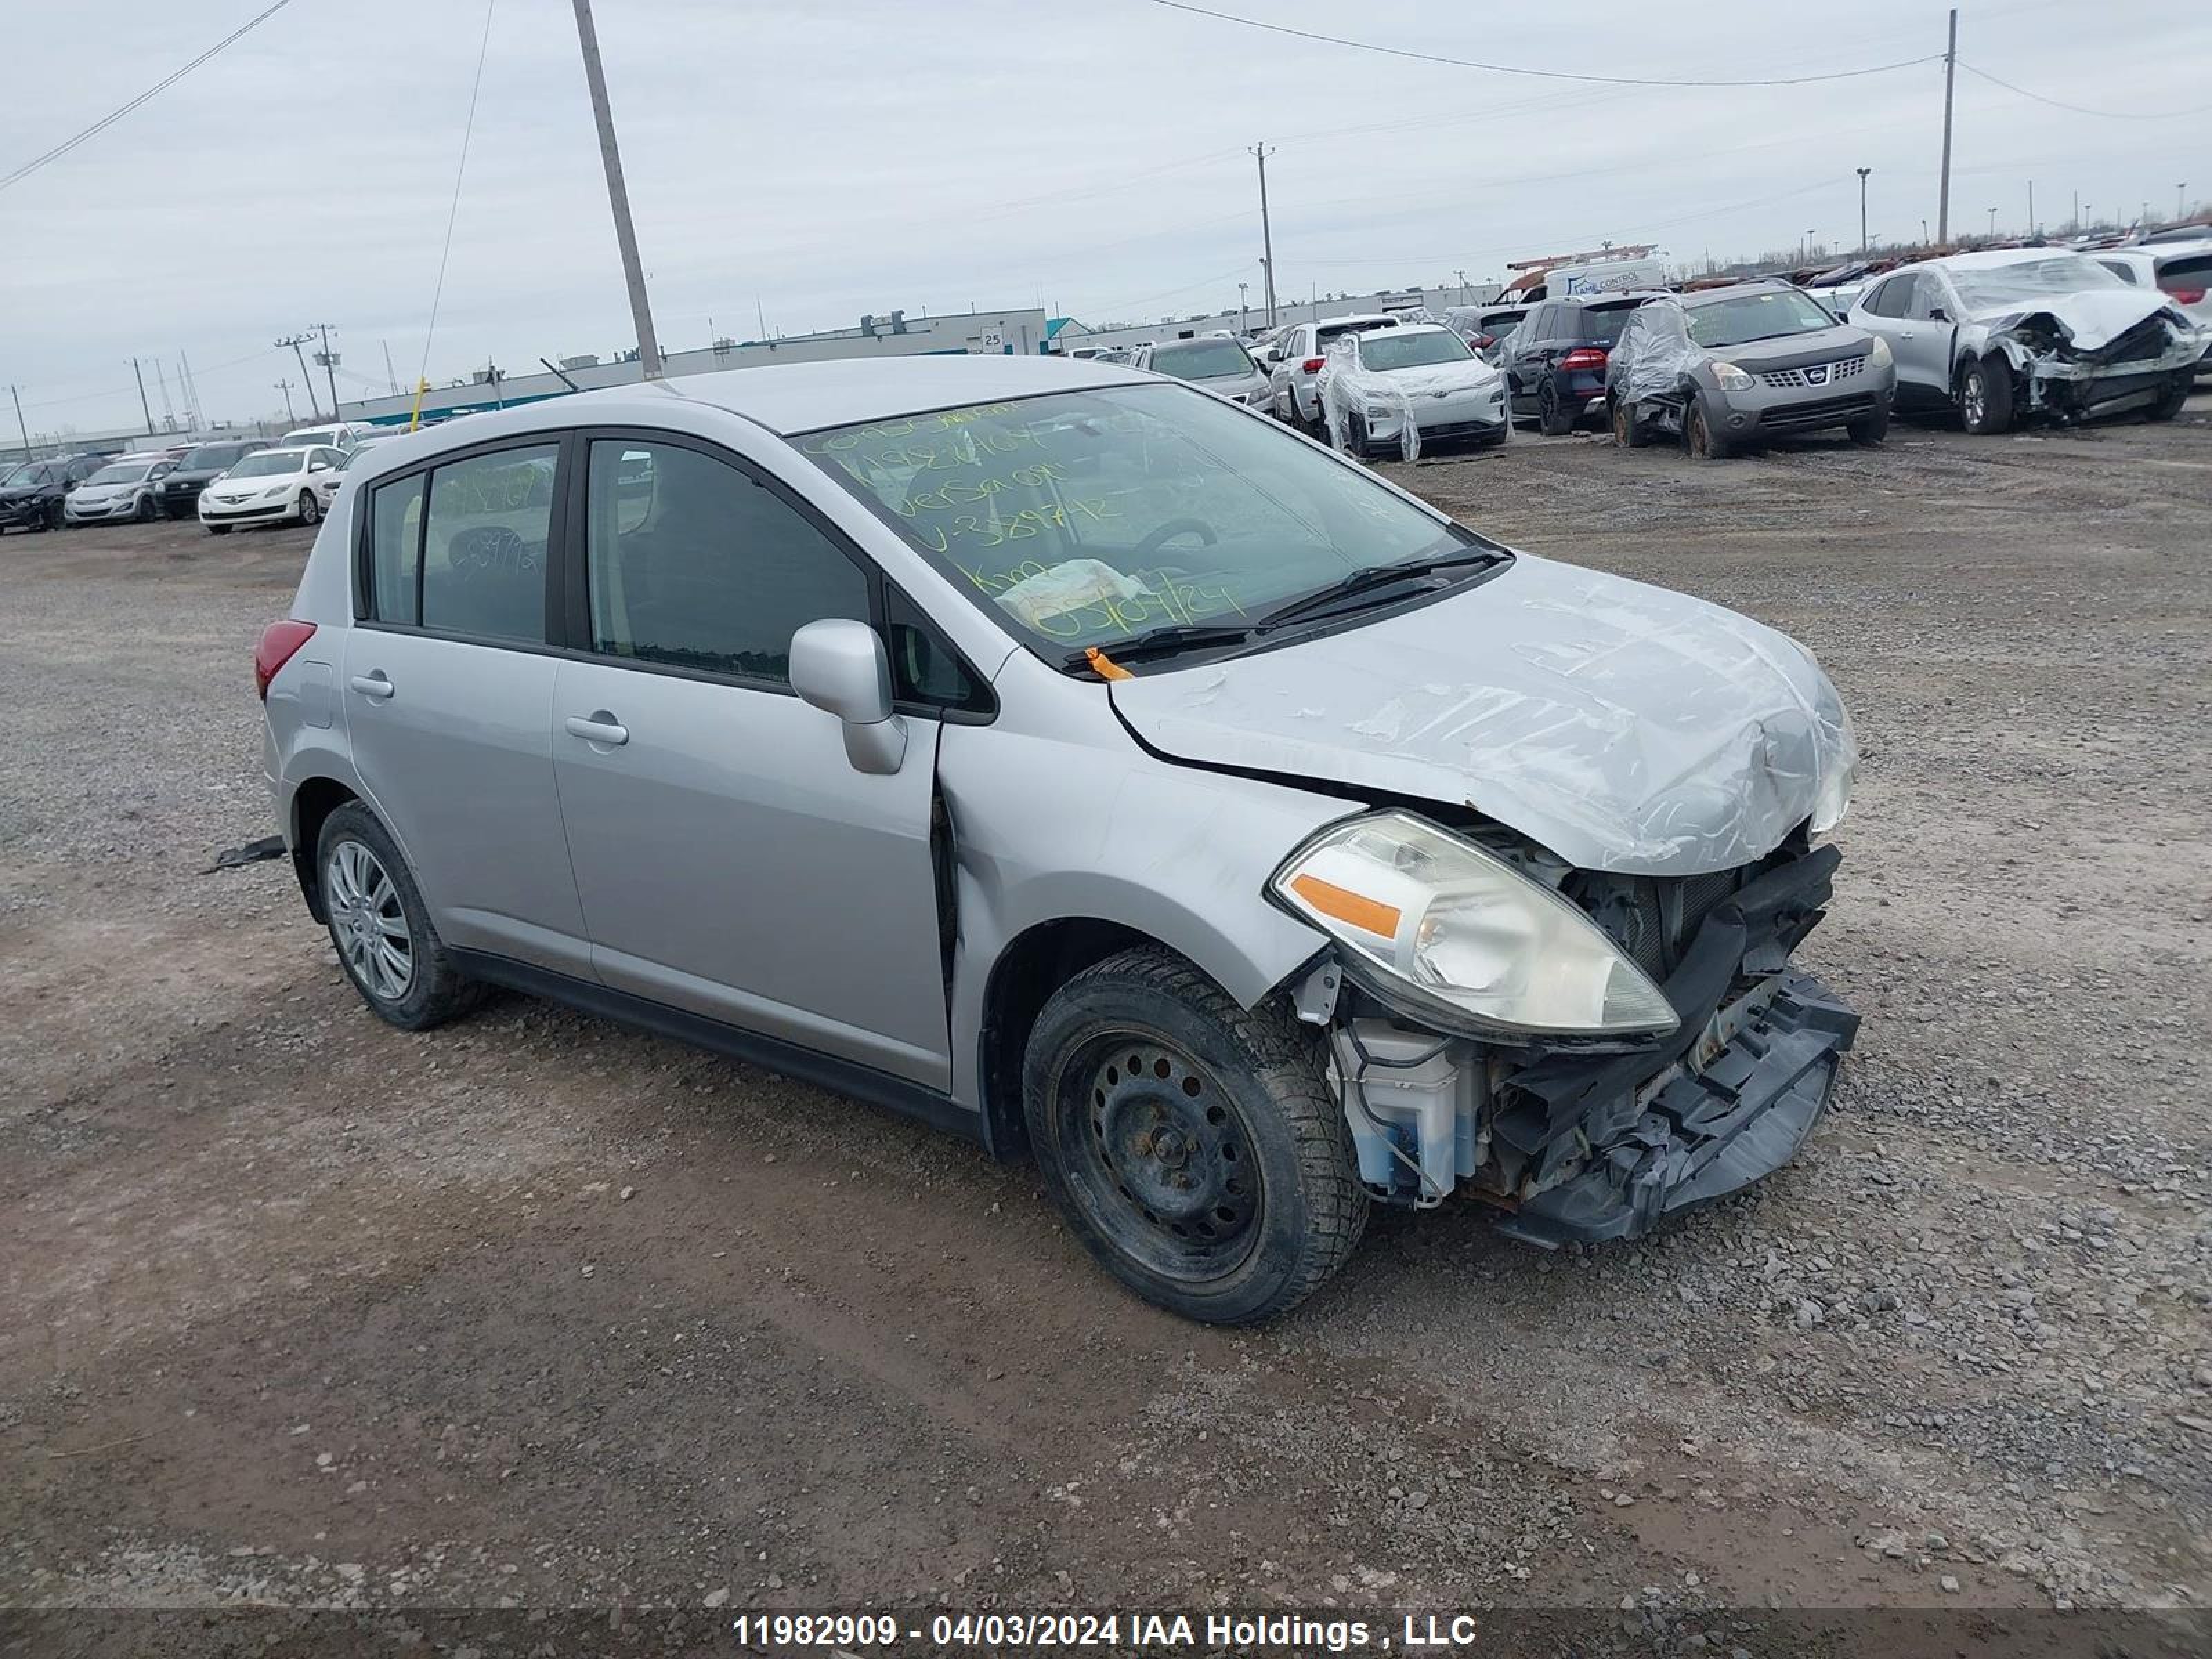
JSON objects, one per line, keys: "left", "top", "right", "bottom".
{"left": 369, "top": 474, "right": 424, "bottom": 625}
{"left": 583, "top": 439, "right": 870, "bottom": 686}
{"left": 1862, "top": 275, "right": 1912, "bottom": 318}
{"left": 420, "top": 446, "right": 557, "bottom": 643}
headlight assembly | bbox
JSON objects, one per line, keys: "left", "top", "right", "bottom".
{"left": 1268, "top": 811, "right": 1678, "bottom": 1038}
{"left": 1710, "top": 361, "right": 1755, "bottom": 391}
{"left": 1868, "top": 336, "right": 1892, "bottom": 369}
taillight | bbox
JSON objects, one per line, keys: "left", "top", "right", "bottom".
{"left": 2162, "top": 283, "right": 2206, "bottom": 305}
{"left": 1560, "top": 347, "right": 1609, "bottom": 371}
{"left": 1301, "top": 357, "right": 1326, "bottom": 373}
{"left": 255, "top": 619, "right": 317, "bottom": 700}
{"left": 1471, "top": 332, "right": 1495, "bottom": 348}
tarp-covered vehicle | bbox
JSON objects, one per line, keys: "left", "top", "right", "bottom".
{"left": 1848, "top": 250, "right": 2204, "bottom": 433}
{"left": 1318, "top": 324, "right": 1511, "bottom": 460}
{"left": 1607, "top": 283, "right": 1896, "bottom": 458}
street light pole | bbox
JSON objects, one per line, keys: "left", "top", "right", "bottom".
{"left": 1237, "top": 281, "right": 1248, "bottom": 333}
{"left": 2180, "top": 183, "right": 2190, "bottom": 223}
{"left": 1987, "top": 205, "right": 1998, "bottom": 239}
{"left": 570, "top": 0, "right": 664, "bottom": 379}
{"left": 1250, "top": 142, "right": 1279, "bottom": 328}
{"left": 1856, "top": 168, "right": 1871, "bottom": 254}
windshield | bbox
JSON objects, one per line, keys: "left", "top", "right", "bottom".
{"left": 180, "top": 442, "right": 253, "bottom": 470}
{"left": 87, "top": 461, "right": 154, "bottom": 486}
{"left": 225, "top": 451, "right": 303, "bottom": 479}
{"left": 1, "top": 462, "right": 48, "bottom": 487}
{"left": 1147, "top": 340, "right": 1253, "bottom": 381}
{"left": 1949, "top": 256, "right": 2128, "bottom": 310}
{"left": 1359, "top": 330, "right": 1473, "bottom": 371}
{"left": 288, "top": 429, "right": 340, "bottom": 447}
{"left": 801, "top": 384, "right": 1480, "bottom": 658}
{"left": 1683, "top": 288, "right": 1839, "bottom": 347}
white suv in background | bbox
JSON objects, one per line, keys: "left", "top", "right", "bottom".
{"left": 1266, "top": 314, "right": 1402, "bottom": 428}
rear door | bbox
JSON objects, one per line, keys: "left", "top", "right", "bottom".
{"left": 549, "top": 430, "right": 955, "bottom": 1088}
{"left": 1506, "top": 303, "right": 1555, "bottom": 412}
{"left": 341, "top": 436, "right": 593, "bottom": 977}
{"left": 1897, "top": 273, "right": 1960, "bottom": 401}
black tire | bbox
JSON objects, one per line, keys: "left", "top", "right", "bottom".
{"left": 1538, "top": 378, "right": 1575, "bottom": 436}
{"left": 41, "top": 500, "right": 64, "bottom": 532}
{"left": 1342, "top": 413, "right": 1370, "bottom": 458}
{"left": 2145, "top": 373, "right": 2190, "bottom": 422}
{"left": 1958, "top": 355, "right": 2014, "bottom": 435}
{"left": 1023, "top": 946, "right": 1367, "bottom": 1324}
{"left": 1846, "top": 403, "right": 1891, "bottom": 445}
{"left": 297, "top": 491, "right": 321, "bottom": 527}
{"left": 135, "top": 491, "right": 160, "bottom": 522}
{"left": 315, "top": 803, "right": 486, "bottom": 1032}
{"left": 1685, "top": 396, "right": 1732, "bottom": 460}
{"left": 1609, "top": 397, "right": 1647, "bottom": 448}
{"left": 205, "top": 523, "right": 231, "bottom": 536}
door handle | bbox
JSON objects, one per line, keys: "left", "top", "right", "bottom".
{"left": 1899, "top": 329, "right": 1915, "bottom": 340}
{"left": 348, "top": 673, "right": 395, "bottom": 700}
{"left": 565, "top": 713, "right": 629, "bottom": 747}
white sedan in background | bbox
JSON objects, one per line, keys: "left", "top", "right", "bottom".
{"left": 62, "top": 453, "right": 176, "bottom": 525}
{"left": 197, "top": 445, "right": 345, "bottom": 534}
{"left": 1318, "top": 323, "right": 1510, "bottom": 458}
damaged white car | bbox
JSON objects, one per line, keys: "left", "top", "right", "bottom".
{"left": 261, "top": 355, "right": 1859, "bottom": 1325}
{"left": 1849, "top": 249, "right": 2204, "bottom": 433}
{"left": 1318, "top": 324, "right": 1512, "bottom": 460}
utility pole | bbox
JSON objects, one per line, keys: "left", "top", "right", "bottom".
{"left": 8, "top": 385, "right": 30, "bottom": 458}
{"left": 276, "top": 332, "right": 320, "bottom": 420}
{"left": 570, "top": 0, "right": 664, "bottom": 379}
{"left": 312, "top": 324, "right": 341, "bottom": 422}
{"left": 153, "top": 359, "right": 177, "bottom": 431}
{"left": 1250, "top": 142, "right": 1277, "bottom": 328}
{"left": 1456, "top": 268, "right": 1469, "bottom": 305}
{"left": 382, "top": 339, "right": 401, "bottom": 395}
{"left": 131, "top": 357, "right": 154, "bottom": 435}
{"left": 2180, "top": 183, "right": 2189, "bottom": 222}
{"left": 1937, "top": 8, "right": 1958, "bottom": 244}
{"left": 274, "top": 379, "right": 297, "bottom": 424}
{"left": 1856, "top": 168, "right": 1871, "bottom": 254}
{"left": 178, "top": 350, "right": 204, "bottom": 429}
{"left": 2027, "top": 180, "right": 2035, "bottom": 238}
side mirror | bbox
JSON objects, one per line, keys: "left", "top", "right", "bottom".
{"left": 1928, "top": 306, "right": 1949, "bottom": 323}
{"left": 790, "top": 618, "right": 907, "bottom": 775}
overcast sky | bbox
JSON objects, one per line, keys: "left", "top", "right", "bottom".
{"left": 5, "top": 0, "right": 2208, "bottom": 438}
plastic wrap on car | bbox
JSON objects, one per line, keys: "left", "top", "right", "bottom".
{"left": 1108, "top": 553, "right": 1860, "bottom": 878}
{"left": 1318, "top": 335, "right": 1423, "bottom": 463}
{"left": 1607, "top": 299, "right": 1704, "bottom": 404}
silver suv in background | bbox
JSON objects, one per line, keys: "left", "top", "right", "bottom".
{"left": 1130, "top": 336, "right": 1271, "bottom": 406}
{"left": 1607, "top": 282, "right": 1896, "bottom": 458}
{"left": 260, "top": 355, "right": 1859, "bottom": 1323}
{"left": 1848, "top": 250, "right": 2202, "bottom": 432}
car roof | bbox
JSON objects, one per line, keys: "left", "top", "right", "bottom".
{"left": 246, "top": 445, "right": 317, "bottom": 459}
{"left": 1925, "top": 247, "right": 2099, "bottom": 272}
{"left": 1311, "top": 313, "right": 1397, "bottom": 329}
{"left": 1677, "top": 280, "right": 1793, "bottom": 307}
{"left": 1351, "top": 321, "right": 1454, "bottom": 339}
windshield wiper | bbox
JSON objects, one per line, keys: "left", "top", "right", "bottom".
{"left": 1255, "top": 545, "right": 1507, "bottom": 632}
{"left": 1064, "top": 621, "right": 1259, "bottom": 674}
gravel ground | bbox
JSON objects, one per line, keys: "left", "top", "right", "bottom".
{"left": 3, "top": 402, "right": 2209, "bottom": 1634}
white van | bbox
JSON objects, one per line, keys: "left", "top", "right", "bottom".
{"left": 1545, "top": 257, "right": 1669, "bottom": 299}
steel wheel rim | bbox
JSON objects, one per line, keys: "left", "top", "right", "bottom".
{"left": 325, "top": 838, "right": 412, "bottom": 1000}
{"left": 1689, "top": 408, "right": 1709, "bottom": 456}
{"left": 1057, "top": 1031, "right": 1262, "bottom": 1282}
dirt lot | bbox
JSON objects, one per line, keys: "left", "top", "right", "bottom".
{"left": 4, "top": 402, "right": 2210, "bottom": 1631}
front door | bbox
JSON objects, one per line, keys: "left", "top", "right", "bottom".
{"left": 550, "top": 433, "right": 952, "bottom": 1089}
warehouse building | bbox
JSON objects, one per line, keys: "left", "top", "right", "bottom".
{"left": 338, "top": 306, "right": 1051, "bottom": 427}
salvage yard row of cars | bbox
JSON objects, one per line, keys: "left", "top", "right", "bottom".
{"left": 1208, "top": 241, "right": 2209, "bottom": 462}
{"left": 0, "top": 420, "right": 402, "bottom": 536}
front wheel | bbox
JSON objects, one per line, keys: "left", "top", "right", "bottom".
{"left": 1023, "top": 947, "right": 1367, "bottom": 1324}
{"left": 1610, "top": 397, "right": 1647, "bottom": 448}
{"left": 1685, "top": 397, "right": 1732, "bottom": 460}
{"left": 1847, "top": 404, "right": 1891, "bottom": 445}
{"left": 317, "top": 803, "right": 485, "bottom": 1031}
{"left": 2146, "top": 373, "right": 2191, "bottom": 422}
{"left": 297, "top": 491, "right": 321, "bottom": 527}
{"left": 136, "top": 491, "right": 160, "bottom": 522}
{"left": 205, "top": 522, "right": 231, "bottom": 536}
{"left": 1958, "top": 356, "right": 2014, "bottom": 435}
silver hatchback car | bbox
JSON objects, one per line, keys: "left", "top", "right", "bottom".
{"left": 260, "top": 355, "right": 1860, "bottom": 1322}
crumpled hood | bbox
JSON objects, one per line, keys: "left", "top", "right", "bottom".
{"left": 1110, "top": 553, "right": 1855, "bottom": 877}
{"left": 1963, "top": 286, "right": 2184, "bottom": 352}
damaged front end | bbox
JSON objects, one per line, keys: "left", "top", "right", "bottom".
{"left": 1284, "top": 825, "right": 1858, "bottom": 1248}
{"left": 1971, "top": 304, "right": 2205, "bottom": 422}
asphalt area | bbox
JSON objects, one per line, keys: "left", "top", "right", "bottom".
{"left": 3, "top": 399, "right": 2209, "bottom": 1631}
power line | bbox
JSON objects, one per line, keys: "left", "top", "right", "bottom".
{"left": 0, "top": 2, "right": 296, "bottom": 195}
{"left": 418, "top": 0, "right": 500, "bottom": 402}
{"left": 1137, "top": 0, "right": 1941, "bottom": 88}
{"left": 1956, "top": 60, "right": 2212, "bottom": 121}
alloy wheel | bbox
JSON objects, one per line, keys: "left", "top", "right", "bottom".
{"left": 324, "top": 838, "right": 413, "bottom": 1000}
{"left": 1961, "top": 371, "right": 1986, "bottom": 429}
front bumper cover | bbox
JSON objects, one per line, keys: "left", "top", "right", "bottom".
{"left": 1488, "top": 845, "right": 1858, "bottom": 1246}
